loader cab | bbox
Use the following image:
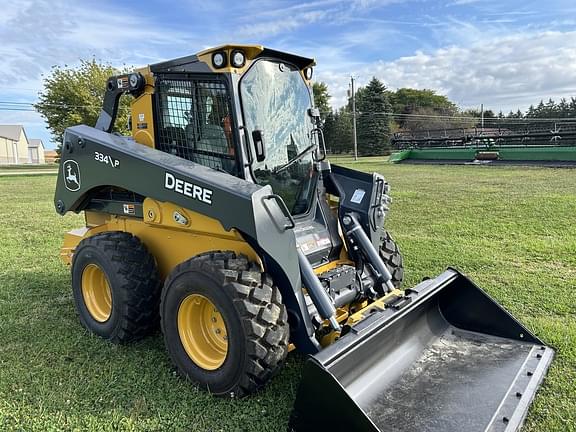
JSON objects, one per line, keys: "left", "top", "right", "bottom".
{"left": 146, "top": 45, "right": 320, "bottom": 218}
{"left": 94, "top": 45, "right": 340, "bottom": 266}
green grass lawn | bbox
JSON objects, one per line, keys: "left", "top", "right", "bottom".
{"left": 0, "top": 164, "right": 574, "bottom": 431}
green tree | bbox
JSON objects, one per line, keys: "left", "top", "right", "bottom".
{"left": 324, "top": 108, "right": 353, "bottom": 154}
{"left": 35, "top": 59, "right": 131, "bottom": 151}
{"left": 389, "top": 88, "right": 457, "bottom": 129}
{"left": 570, "top": 98, "right": 576, "bottom": 118}
{"left": 312, "top": 82, "right": 331, "bottom": 118}
{"left": 484, "top": 109, "right": 496, "bottom": 119}
{"left": 558, "top": 98, "right": 570, "bottom": 118}
{"left": 356, "top": 77, "right": 392, "bottom": 155}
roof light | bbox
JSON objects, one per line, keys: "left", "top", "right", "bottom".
{"left": 231, "top": 50, "right": 246, "bottom": 68}
{"left": 304, "top": 67, "right": 313, "bottom": 80}
{"left": 212, "top": 51, "right": 227, "bottom": 69}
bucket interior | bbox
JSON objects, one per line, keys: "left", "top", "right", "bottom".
{"left": 358, "top": 320, "right": 539, "bottom": 431}
{"left": 290, "top": 271, "right": 553, "bottom": 432}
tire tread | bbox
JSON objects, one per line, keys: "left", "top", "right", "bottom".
{"left": 378, "top": 230, "right": 404, "bottom": 288}
{"left": 161, "top": 251, "right": 289, "bottom": 397}
{"left": 74, "top": 232, "right": 161, "bottom": 343}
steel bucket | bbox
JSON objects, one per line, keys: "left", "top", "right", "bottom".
{"left": 289, "top": 269, "right": 553, "bottom": 432}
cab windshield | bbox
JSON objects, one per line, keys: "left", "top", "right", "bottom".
{"left": 240, "top": 59, "right": 316, "bottom": 216}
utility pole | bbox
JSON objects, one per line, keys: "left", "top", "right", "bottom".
{"left": 350, "top": 75, "right": 358, "bottom": 160}
{"left": 480, "top": 103, "right": 484, "bottom": 132}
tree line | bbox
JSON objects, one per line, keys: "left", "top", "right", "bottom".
{"left": 313, "top": 78, "right": 468, "bottom": 155}
{"left": 313, "top": 79, "right": 576, "bottom": 155}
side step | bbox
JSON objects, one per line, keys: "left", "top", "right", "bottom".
{"left": 289, "top": 269, "right": 554, "bottom": 432}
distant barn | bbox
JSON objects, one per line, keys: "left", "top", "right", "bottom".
{"left": 0, "top": 125, "right": 46, "bottom": 165}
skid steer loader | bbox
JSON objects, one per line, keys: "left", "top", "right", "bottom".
{"left": 54, "top": 45, "right": 553, "bottom": 431}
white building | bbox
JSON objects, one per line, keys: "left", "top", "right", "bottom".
{"left": 28, "top": 139, "right": 46, "bottom": 164}
{"left": 0, "top": 125, "right": 46, "bottom": 165}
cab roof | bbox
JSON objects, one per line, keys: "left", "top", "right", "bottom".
{"left": 149, "top": 44, "right": 315, "bottom": 74}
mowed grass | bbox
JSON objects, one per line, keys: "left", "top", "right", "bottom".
{"left": 0, "top": 163, "right": 574, "bottom": 431}
{"left": 0, "top": 164, "right": 57, "bottom": 170}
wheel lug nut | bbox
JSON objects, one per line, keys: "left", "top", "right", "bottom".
{"left": 215, "top": 329, "right": 221, "bottom": 334}
{"left": 211, "top": 317, "right": 217, "bottom": 322}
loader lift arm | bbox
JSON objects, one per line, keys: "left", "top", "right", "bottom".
{"left": 95, "top": 73, "right": 146, "bottom": 133}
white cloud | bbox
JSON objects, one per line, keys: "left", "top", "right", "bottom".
{"left": 0, "top": 0, "right": 199, "bottom": 87}
{"left": 236, "top": 10, "right": 329, "bottom": 38}
{"left": 235, "top": 0, "right": 404, "bottom": 39}
{"left": 0, "top": 0, "right": 202, "bottom": 147}
{"left": 319, "top": 30, "right": 576, "bottom": 113}
{"left": 450, "top": 0, "right": 483, "bottom": 5}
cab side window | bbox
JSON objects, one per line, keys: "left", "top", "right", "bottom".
{"left": 156, "top": 77, "right": 236, "bottom": 174}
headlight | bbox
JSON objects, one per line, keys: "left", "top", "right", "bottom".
{"left": 231, "top": 50, "right": 246, "bottom": 68}
{"left": 212, "top": 51, "right": 227, "bottom": 69}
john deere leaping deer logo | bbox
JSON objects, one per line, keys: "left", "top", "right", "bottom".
{"left": 63, "top": 160, "right": 81, "bottom": 192}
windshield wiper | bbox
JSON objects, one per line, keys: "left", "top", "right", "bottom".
{"left": 273, "top": 134, "right": 315, "bottom": 174}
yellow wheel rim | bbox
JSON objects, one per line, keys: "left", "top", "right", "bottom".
{"left": 81, "top": 264, "right": 112, "bottom": 323}
{"left": 178, "top": 294, "right": 228, "bottom": 370}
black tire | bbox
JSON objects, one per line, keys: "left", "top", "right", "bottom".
{"left": 160, "top": 251, "right": 289, "bottom": 397}
{"left": 379, "top": 230, "right": 404, "bottom": 288}
{"left": 71, "top": 231, "right": 161, "bottom": 343}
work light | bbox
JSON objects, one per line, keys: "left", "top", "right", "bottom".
{"left": 212, "top": 51, "right": 227, "bottom": 69}
{"left": 129, "top": 73, "right": 143, "bottom": 90}
{"left": 231, "top": 50, "right": 246, "bottom": 68}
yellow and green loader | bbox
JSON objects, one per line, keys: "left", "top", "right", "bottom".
{"left": 54, "top": 44, "right": 553, "bottom": 431}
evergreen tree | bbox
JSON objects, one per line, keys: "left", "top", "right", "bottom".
{"left": 558, "top": 98, "right": 569, "bottom": 118}
{"left": 535, "top": 100, "right": 546, "bottom": 117}
{"left": 333, "top": 108, "right": 353, "bottom": 154}
{"left": 570, "top": 98, "right": 576, "bottom": 118}
{"left": 323, "top": 111, "right": 338, "bottom": 153}
{"left": 323, "top": 108, "right": 353, "bottom": 154}
{"left": 356, "top": 77, "right": 392, "bottom": 155}
{"left": 544, "top": 98, "right": 557, "bottom": 117}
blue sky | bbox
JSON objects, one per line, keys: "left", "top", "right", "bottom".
{"left": 1, "top": 0, "right": 575, "bottom": 149}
